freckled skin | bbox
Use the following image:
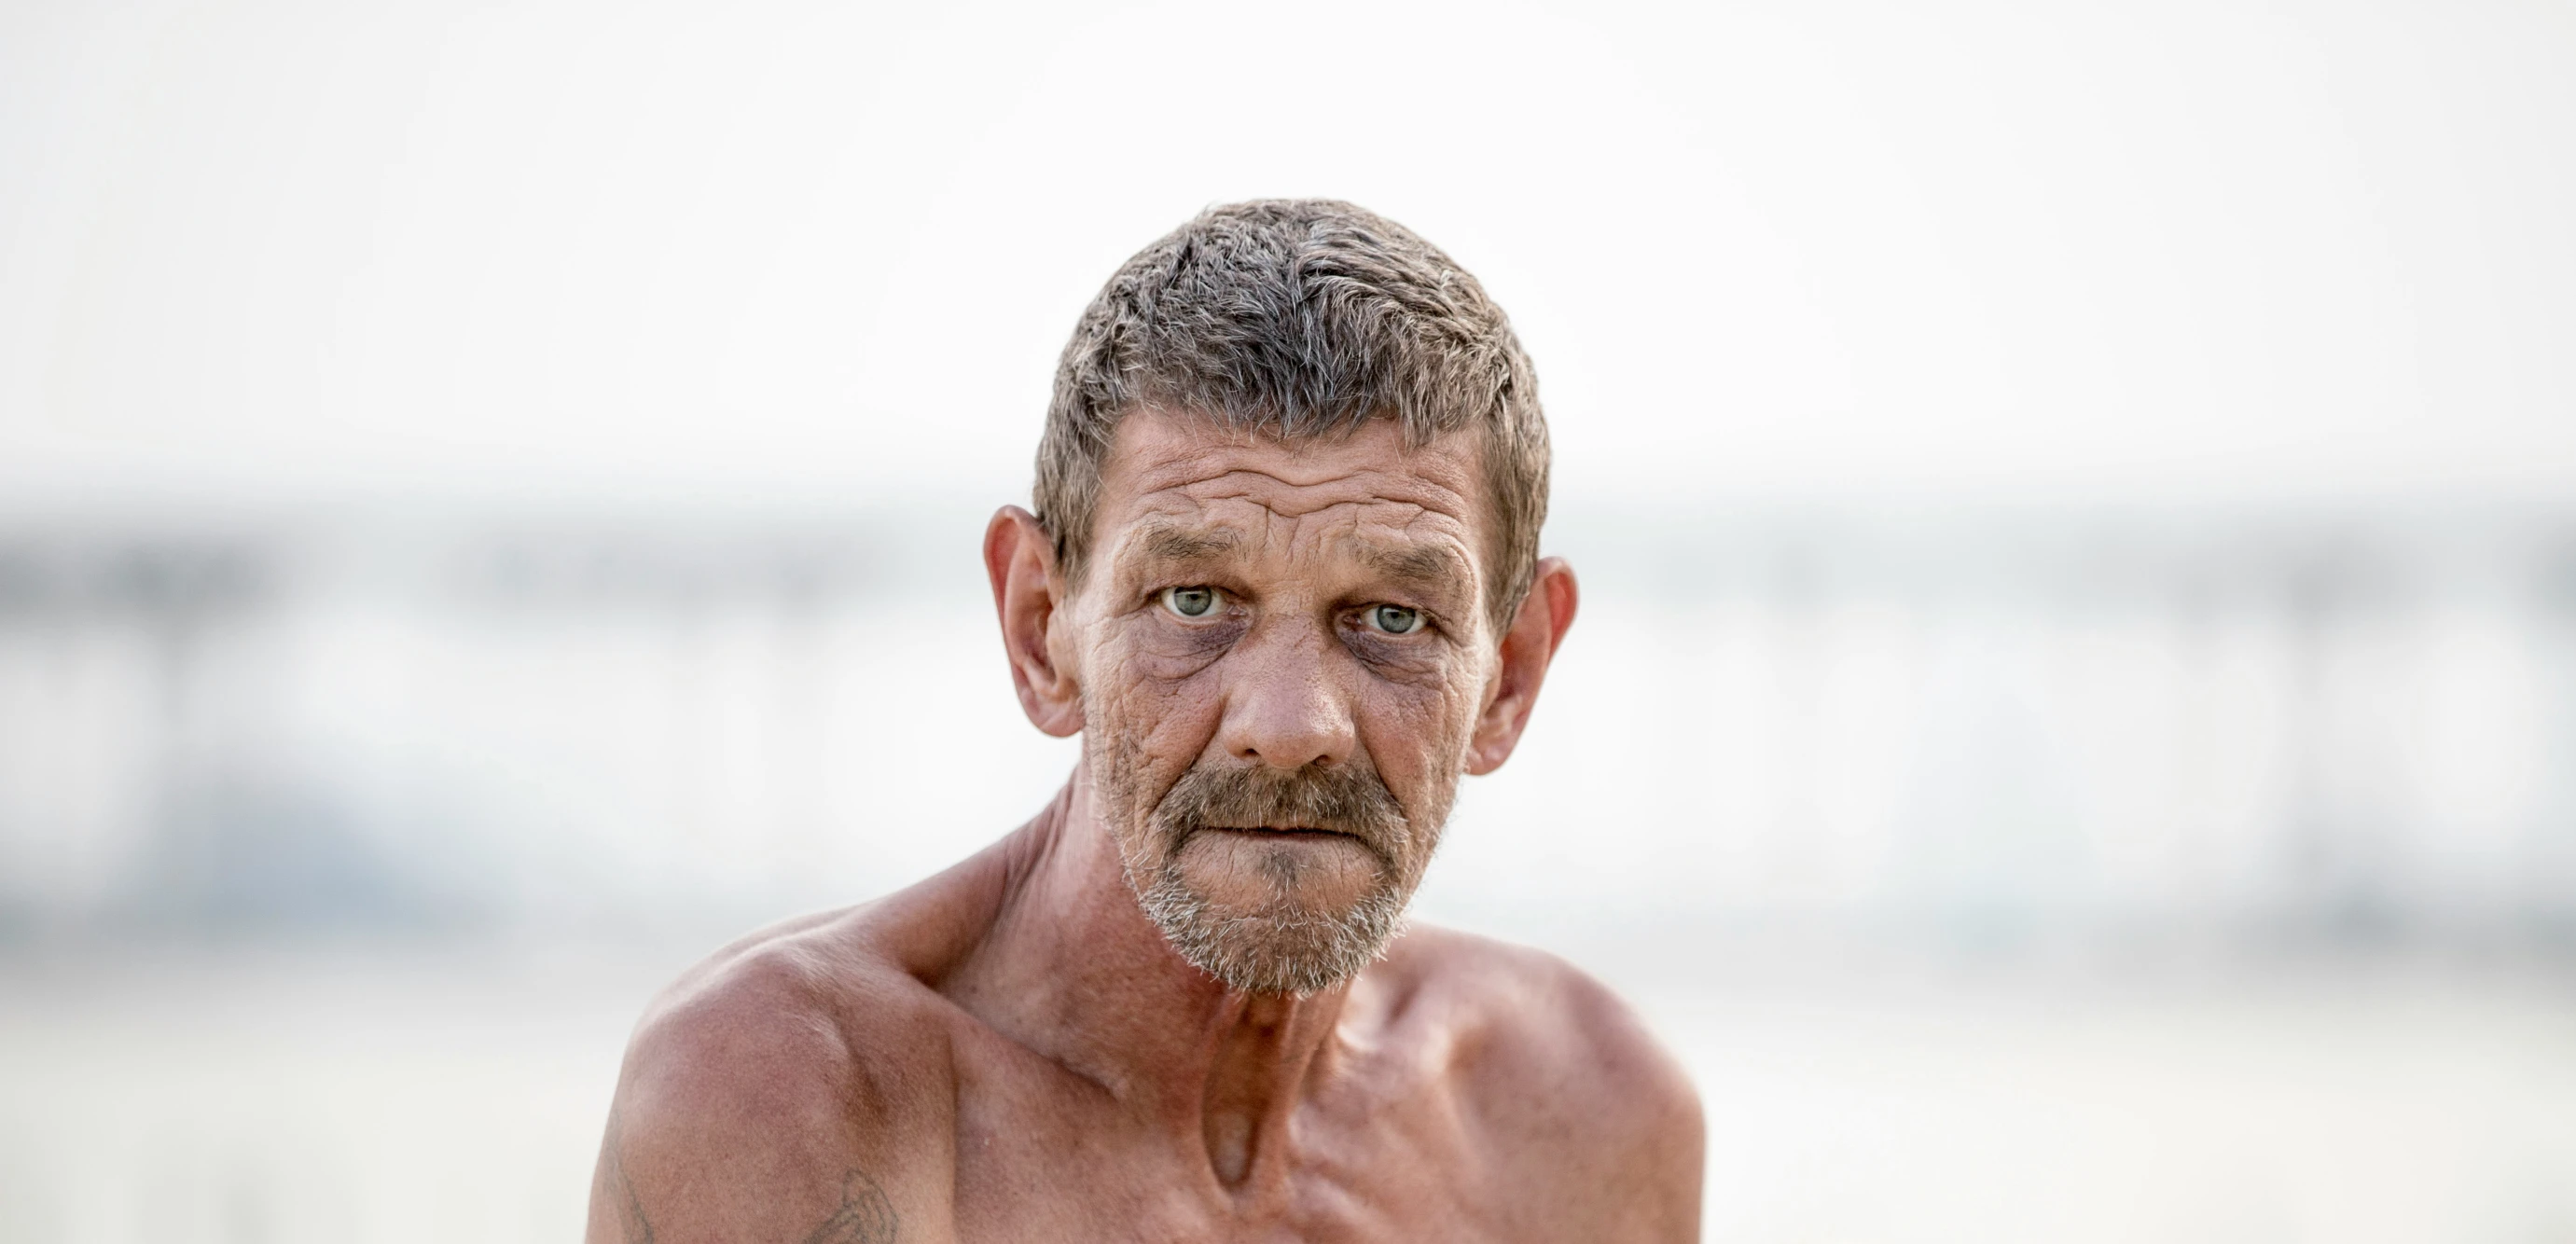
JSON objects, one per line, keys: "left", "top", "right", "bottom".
{"left": 587, "top": 410, "right": 1704, "bottom": 1243}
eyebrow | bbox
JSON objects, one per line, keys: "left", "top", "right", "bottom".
{"left": 1125, "top": 522, "right": 1242, "bottom": 566}
{"left": 1360, "top": 541, "right": 1471, "bottom": 594}
{"left": 1117, "top": 519, "right": 1473, "bottom": 600}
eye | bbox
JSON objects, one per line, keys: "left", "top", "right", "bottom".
{"left": 1161, "top": 586, "right": 1219, "bottom": 618}
{"left": 1364, "top": 603, "right": 1424, "bottom": 635}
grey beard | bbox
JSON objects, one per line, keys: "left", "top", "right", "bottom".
{"left": 1095, "top": 739, "right": 1441, "bottom": 996}
{"left": 1129, "top": 858, "right": 1410, "bottom": 996}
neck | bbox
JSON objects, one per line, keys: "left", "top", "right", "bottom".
{"left": 950, "top": 765, "right": 1357, "bottom": 1188}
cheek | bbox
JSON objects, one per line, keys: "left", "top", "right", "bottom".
{"left": 1088, "top": 624, "right": 1230, "bottom": 767}
{"left": 1095, "top": 609, "right": 1237, "bottom": 688}
{"left": 1356, "top": 667, "right": 1485, "bottom": 790}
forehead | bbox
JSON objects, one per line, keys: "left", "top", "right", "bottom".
{"left": 1090, "top": 408, "right": 1489, "bottom": 562}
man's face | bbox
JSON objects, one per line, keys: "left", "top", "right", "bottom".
{"left": 1065, "top": 408, "right": 1501, "bottom": 994}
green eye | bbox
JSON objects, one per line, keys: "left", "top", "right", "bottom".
{"left": 1368, "top": 604, "right": 1423, "bottom": 635}
{"left": 1162, "top": 586, "right": 1218, "bottom": 618}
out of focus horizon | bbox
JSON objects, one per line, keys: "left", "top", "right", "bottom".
{"left": 6, "top": 1, "right": 2576, "bottom": 1241}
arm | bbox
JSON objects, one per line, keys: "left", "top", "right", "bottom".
{"left": 1566, "top": 981, "right": 1704, "bottom": 1243}
{"left": 1461, "top": 949, "right": 1705, "bottom": 1242}
{"left": 585, "top": 939, "right": 953, "bottom": 1244}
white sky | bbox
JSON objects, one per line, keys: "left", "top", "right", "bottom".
{"left": 4, "top": 0, "right": 2572, "bottom": 512}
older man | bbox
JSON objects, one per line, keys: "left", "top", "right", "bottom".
{"left": 589, "top": 200, "right": 1703, "bottom": 1242}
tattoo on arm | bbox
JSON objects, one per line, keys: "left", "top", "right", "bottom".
{"left": 605, "top": 1112, "right": 656, "bottom": 1244}
{"left": 615, "top": 1161, "right": 656, "bottom": 1244}
{"left": 800, "top": 1169, "right": 899, "bottom": 1244}
{"left": 606, "top": 1101, "right": 887, "bottom": 1244}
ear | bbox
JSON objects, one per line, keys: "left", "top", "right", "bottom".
{"left": 1464, "top": 557, "right": 1578, "bottom": 775}
{"left": 985, "top": 505, "right": 1085, "bottom": 738}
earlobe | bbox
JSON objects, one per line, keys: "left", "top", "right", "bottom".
{"left": 985, "top": 506, "right": 1086, "bottom": 738}
{"left": 1464, "top": 558, "right": 1578, "bottom": 776}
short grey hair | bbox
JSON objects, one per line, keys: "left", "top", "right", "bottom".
{"left": 1034, "top": 199, "right": 1550, "bottom": 629}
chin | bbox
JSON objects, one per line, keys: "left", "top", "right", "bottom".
{"left": 1129, "top": 853, "right": 1411, "bottom": 996}
{"left": 1173, "top": 828, "right": 1385, "bottom": 913}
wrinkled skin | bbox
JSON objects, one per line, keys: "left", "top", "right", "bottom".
{"left": 588, "top": 410, "right": 1703, "bottom": 1243}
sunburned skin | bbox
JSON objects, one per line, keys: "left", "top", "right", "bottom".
{"left": 587, "top": 408, "right": 1704, "bottom": 1243}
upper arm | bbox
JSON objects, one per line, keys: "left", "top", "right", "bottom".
{"left": 1563, "top": 973, "right": 1704, "bottom": 1241}
{"left": 1461, "top": 951, "right": 1704, "bottom": 1243}
{"left": 586, "top": 941, "right": 954, "bottom": 1244}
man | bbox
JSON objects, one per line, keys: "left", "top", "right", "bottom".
{"left": 589, "top": 200, "right": 1703, "bottom": 1242}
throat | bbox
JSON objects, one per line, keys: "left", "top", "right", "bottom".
{"left": 1195, "top": 993, "right": 1329, "bottom": 1190}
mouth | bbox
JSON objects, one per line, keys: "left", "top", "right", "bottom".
{"left": 1202, "top": 825, "right": 1350, "bottom": 841}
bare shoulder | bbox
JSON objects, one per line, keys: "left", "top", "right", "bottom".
{"left": 1387, "top": 923, "right": 1701, "bottom": 1125}
{"left": 1380, "top": 924, "right": 1704, "bottom": 1237}
{"left": 619, "top": 899, "right": 960, "bottom": 1134}
{"left": 589, "top": 878, "right": 989, "bottom": 1243}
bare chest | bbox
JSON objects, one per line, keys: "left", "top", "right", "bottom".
{"left": 935, "top": 1047, "right": 1531, "bottom": 1244}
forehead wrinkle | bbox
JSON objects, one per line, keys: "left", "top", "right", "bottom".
{"left": 1139, "top": 488, "right": 1453, "bottom": 546}
{"left": 1106, "top": 454, "right": 1485, "bottom": 593}
{"left": 1221, "top": 498, "right": 1468, "bottom": 578}
{"left": 1153, "top": 464, "right": 1471, "bottom": 524}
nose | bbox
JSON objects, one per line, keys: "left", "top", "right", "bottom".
{"left": 1216, "top": 625, "right": 1357, "bottom": 772}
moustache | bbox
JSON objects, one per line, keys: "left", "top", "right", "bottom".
{"left": 1149, "top": 760, "right": 1412, "bottom": 868}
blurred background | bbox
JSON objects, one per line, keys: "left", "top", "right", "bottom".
{"left": 5, "top": 0, "right": 2576, "bottom": 1239}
